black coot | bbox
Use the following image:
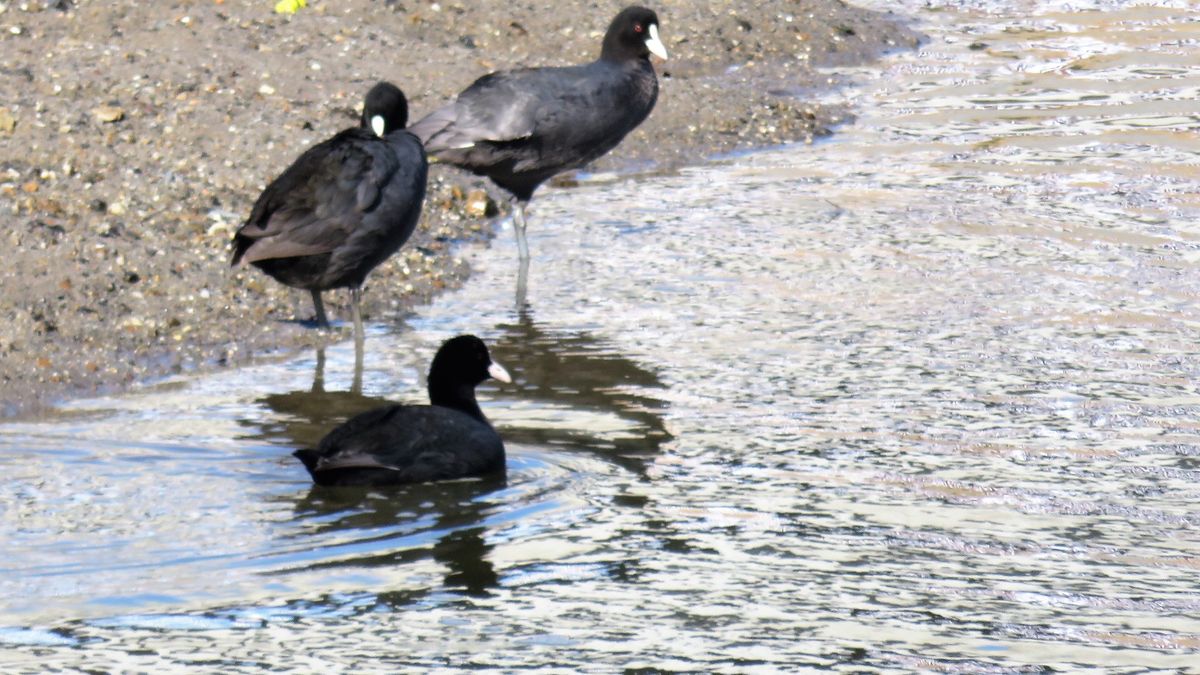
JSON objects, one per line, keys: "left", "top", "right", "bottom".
{"left": 408, "top": 6, "right": 667, "bottom": 260}
{"left": 232, "top": 82, "right": 428, "bottom": 349}
{"left": 294, "top": 335, "right": 512, "bottom": 487}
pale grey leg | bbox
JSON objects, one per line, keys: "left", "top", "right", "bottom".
{"left": 512, "top": 198, "right": 530, "bottom": 261}
{"left": 351, "top": 344, "right": 364, "bottom": 395}
{"left": 350, "top": 287, "right": 365, "bottom": 385}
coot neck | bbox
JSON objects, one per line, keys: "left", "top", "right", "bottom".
{"left": 428, "top": 381, "right": 488, "bottom": 424}
{"left": 597, "top": 52, "right": 655, "bottom": 81}
{"left": 599, "top": 51, "right": 649, "bottom": 67}
{"left": 599, "top": 31, "right": 651, "bottom": 66}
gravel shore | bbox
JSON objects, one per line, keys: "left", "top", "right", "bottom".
{"left": 0, "top": 0, "right": 921, "bottom": 417}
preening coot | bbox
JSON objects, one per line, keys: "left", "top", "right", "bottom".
{"left": 408, "top": 6, "right": 667, "bottom": 260}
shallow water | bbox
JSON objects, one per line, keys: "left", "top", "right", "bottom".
{"left": 4, "top": 1, "right": 1200, "bottom": 670}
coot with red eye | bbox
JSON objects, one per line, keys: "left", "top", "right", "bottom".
{"left": 409, "top": 6, "right": 667, "bottom": 260}
{"left": 294, "top": 335, "right": 513, "bottom": 487}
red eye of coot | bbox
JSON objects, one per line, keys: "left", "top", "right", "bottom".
{"left": 634, "top": 24, "right": 643, "bottom": 33}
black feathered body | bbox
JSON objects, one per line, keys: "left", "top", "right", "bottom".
{"left": 233, "top": 128, "right": 428, "bottom": 291}
{"left": 410, "top": 57, "right": 657, "bottom": 201}
{"left": 294, "top": 403, "right": 504, "bottom": 487}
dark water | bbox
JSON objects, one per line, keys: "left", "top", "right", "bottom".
{"left": 4, "top": 1, "right": 1200, "bottom": 670}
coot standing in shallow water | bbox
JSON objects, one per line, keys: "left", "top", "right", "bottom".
{"left": 294, "top": 335, "right": 512, "bottom": 487}
{"left": 232, "top": 82, "right": 428, "bottom": 354}
{"left": 408, "top": 6, "right": 667, "bottom": 260}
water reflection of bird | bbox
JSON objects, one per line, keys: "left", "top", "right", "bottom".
{"left": 246, "top": 347, "right": 387, "bottom": 451}
{"left": 489, "top": 302, "right": 672, "bottom": 477}
{"left": 408, "top": 6, "right": 667, "bottom": 260}
{"left": 280, "top": 476, "right": 505, "bottom": 598}
{"left": 233, "top": 82, "right": 428, "bottom": 360}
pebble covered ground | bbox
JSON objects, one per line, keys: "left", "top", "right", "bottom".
{"left": 0, "top": 0, "right": 921, "bottom": 416}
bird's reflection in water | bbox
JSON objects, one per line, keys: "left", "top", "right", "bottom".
{"left": 247, "top": 347, "right": 387, "bottom": 450}
{"left": 285, "top": 477, "right": 505, "bottom": 598}
{"left": 494, "top": 270, "right": 673, "bottom": 477}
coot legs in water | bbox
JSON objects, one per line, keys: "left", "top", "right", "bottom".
{"left": 233, "top": 82, "right": 428, "bottom": 348}
{"left": 512, "top": 198, "right": 530, "bottom": 262}
{"left": 515, "top": 252, "right": 531, "bottom": 309}
{"left": 349, "top": 287, "right": 365, "bottom": 374}
{"left": 409, "top": 6, "right": 666, "bottom": 260}
{"left": 294, "top": 335, "right": 512, "bottom": 487}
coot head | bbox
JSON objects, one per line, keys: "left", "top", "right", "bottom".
{"left": 601, "top": 6, "right": 668, "bottom": 62}
{"left": 428, "top": 335, "right": 512, "bottom": 407}
{"left": 362, "top": 81, "right": 409, "bottom": 137}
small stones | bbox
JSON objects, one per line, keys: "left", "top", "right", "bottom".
{"left": 91, "top": 105, "right": 125, "bottom": 123}
{"left": 0, "top": 109, "right": 15, "bottom": 134}
{"left": 465, "top": 189, "right": 498, "bottom": 218}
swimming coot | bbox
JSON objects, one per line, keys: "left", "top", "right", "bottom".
{"left": 232, "top": 82, "right": 428, "bottom": 349}
{"left": 408, "top": 6, "right": 667, "bottom": 260}
{"left": 294, "top": 335, "right": 512, "bottom": 487}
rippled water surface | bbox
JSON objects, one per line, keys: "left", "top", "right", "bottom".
{"left": 5, "top": 1, "right": 1200, "bottom": 671}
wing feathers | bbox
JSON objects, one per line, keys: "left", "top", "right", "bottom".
{"left": 234, "top": 129, "right": 406, "bottom": 265}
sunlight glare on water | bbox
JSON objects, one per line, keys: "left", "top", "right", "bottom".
{"left": 3, "top": 1, "right": 1200, "bottom": 671}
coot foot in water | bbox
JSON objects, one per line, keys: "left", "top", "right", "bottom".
{"left": 294, "top": 335, "right": 513, "bottom": 487}
{"left": 232, "top": 82, "right": 428, "bottom": 351}
{"left": 409, "top": 6, "right": 667, "bottom": 260}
